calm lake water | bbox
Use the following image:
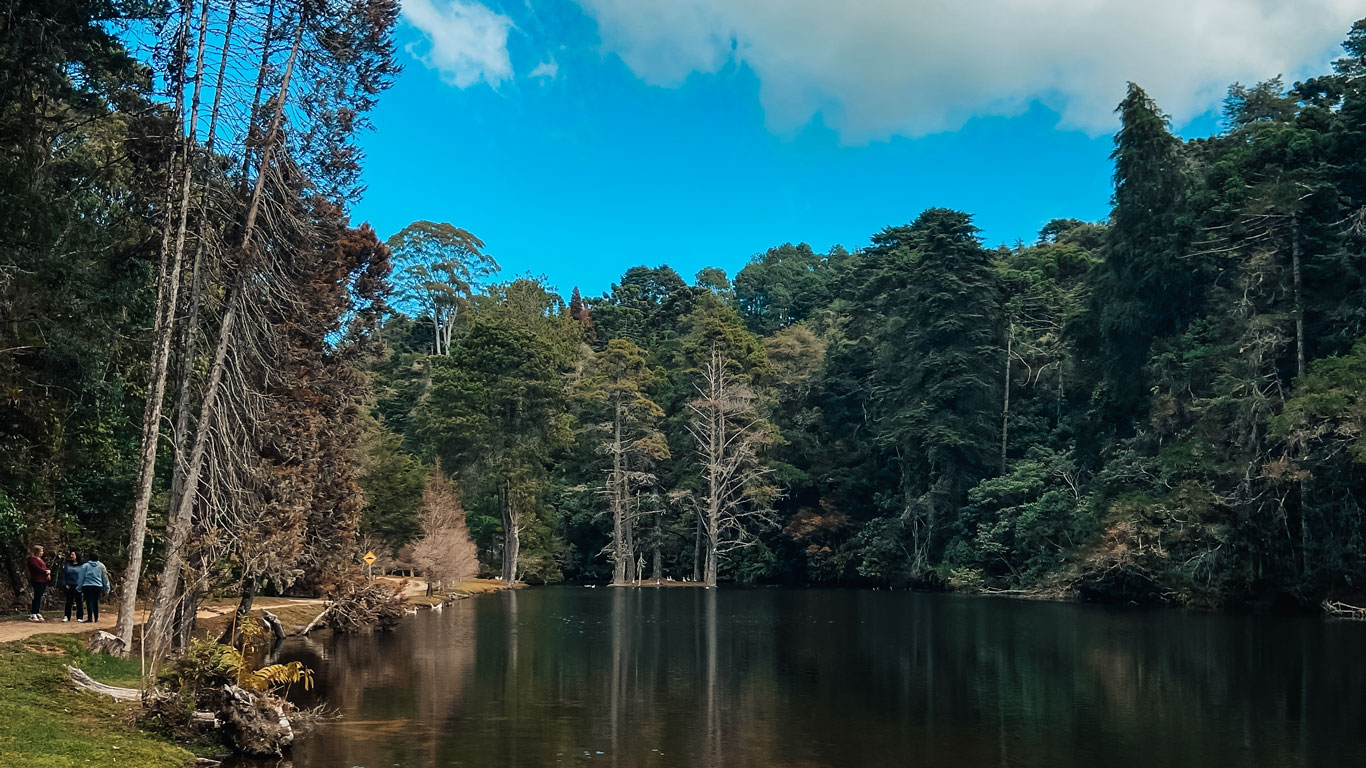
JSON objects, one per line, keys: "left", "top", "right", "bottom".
{"left": 240, "top": 587, "right": 1366, "bottom": 768}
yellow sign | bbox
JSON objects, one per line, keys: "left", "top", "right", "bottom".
{"left": 363, "top": 551, "right": 377, "bottom": 565}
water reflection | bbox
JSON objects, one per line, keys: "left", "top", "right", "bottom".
{"left": 232, "top": 588, "right": 1366, "bottom": 768}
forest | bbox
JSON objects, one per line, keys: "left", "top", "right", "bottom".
{"left": 3, "top": 0, "right": 1366, "bottom": 658}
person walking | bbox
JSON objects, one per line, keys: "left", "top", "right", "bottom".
{"left": 77, "top": 553, "right": 110, "bottom": 623}
{"left": 59, "top": 550, "right": 84, "bottom": 623}
{"left": 26, "top": 545, "right": 50, "bottom": 622}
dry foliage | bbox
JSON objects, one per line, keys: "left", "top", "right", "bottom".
{"left": 403, "top": 464, "right": 480, "bottom": 589}
{"left": 326, "top": 580, "right": 407, "bottom": 633}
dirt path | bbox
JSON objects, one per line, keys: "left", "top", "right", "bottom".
{"left": 0, "top": 577, "right": 430, "bottom": 644}
{"left": 0, "top": 598, "right": 323, "bottom": 644}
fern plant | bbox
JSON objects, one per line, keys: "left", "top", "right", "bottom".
{"left": 168, "top": 616, "right": 315, "bottom": 701}
{"left": 233, "top": 617, "right": 315, "bottom": 695}
{"left": 242, "top": 662, "right": 315, "bottom": 694}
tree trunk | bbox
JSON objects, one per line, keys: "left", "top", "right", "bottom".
{"left": 704, "top": 348, "right": 723, "bottom": 588}
{"left": 703, "top": 512, "right": 719, "bottom": 588}
{"left": 167, "top": 0, "right": 237, "bottom": 522}
{"left": 692, "top": 511, "right": 703, "bottom": 582}
{"left": 624, "top": 494, "right": 636, "bottom": 583}
{"left": 652, "top": 508, "right": 663, "bottom": 581}
{"left": 905, "top": 461, "right": 929, "bottom": 577}
{"left": 1292, "top": 214, "right": 1310, "bottom": 581}
{"left": 236, "top": 575, "right": 258, "bottom": 621}
{"left": 500, "top": 483, "right": 519, "bottom": 584}
{"left": 1292, "top": 214, "right": 1305, "bottom": 379}
{"left": 114, "top": 0, "right": 211, "bottom": 651}
{"left": 611, "top": 398, "right": 629, "bottom": 585}
{"left": 1001, "top": 317, "right": 1012, "bottom": 471}
{"left": 143, "top": 16, "right": 306, "bottom": 657}
{"left": 175, "top": 591, "right": 199, "bottom": 650}
{"left": 145, "top": 281, "right": 242, "bottom": 654}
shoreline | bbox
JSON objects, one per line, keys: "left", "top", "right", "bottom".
{"left": 0, "top": 577, "right": 513, "bottom": 767}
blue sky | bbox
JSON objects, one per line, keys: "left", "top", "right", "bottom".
{"left": 352, "top": 0, "right": 1360, "bottom": 298}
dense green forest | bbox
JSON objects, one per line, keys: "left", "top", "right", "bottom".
{"left": 365, "top": 22, "right": 1366, "bottom": 608}
{"left": 4, "top": 0, "right": 1366, "bottom": 632}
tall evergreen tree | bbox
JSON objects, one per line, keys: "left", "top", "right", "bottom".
{"left": 864, "top": 209, "right": 1001, "bottom": 579}
{"left": 1091, "top": 83, "right": 1195, "bottom": 432}
{"left": 419, "top": 321, "right": 572, "bottom": 583}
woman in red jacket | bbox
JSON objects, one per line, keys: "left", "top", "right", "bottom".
{"left": 26, "top": 544, "right": 51, "bottom": 622}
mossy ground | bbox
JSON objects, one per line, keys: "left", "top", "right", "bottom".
{"left": 0, "top": 634, "right": 193, "bottom": 768}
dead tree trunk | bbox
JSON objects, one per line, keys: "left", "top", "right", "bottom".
{"left": 144, "top": 15, "right": 307, "bottom": 657}
{"left": 687, "top": 345, "right": 772, "bottom": 589}
{"left": 611, "top": 398, "right": 630, "bottom": 585}
{"left": 1292, "top": 214, "right": 1305, "bottom": 379}
{"left": 237, "top": 576, "right": 258, "bottom": 621}
{"left": 692, "top": 512, "right": 703, "bottom": 582}
{"left": 115, "top": 0, "right": 211, "bottom": 651}
{"left": 652, "top": 507, "right": 663, "bottom": 581}
{"left": 168, "top": 0, "right": 239, "bottom": 520}
{"left": 1002, "top": 317, "right": 1013, "bottom": 471}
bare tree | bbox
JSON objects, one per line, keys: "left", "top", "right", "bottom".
{"left": 114, "top": 0, "right": 214, "bottom": 650}
{"left": 685, "top": 345, "right": 776, "bottom": 587}
{"left": 121, "top": 0, "right": 400, "bottom": 657}
{"left": 406, "top": 464, "right": 480, "bottom": 590}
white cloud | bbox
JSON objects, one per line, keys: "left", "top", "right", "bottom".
{"left": 574, "top": 0, "right": 1364, "bottom": 140}
{"left": 529, "top": 59, "right": 560, "bottom": 80}
{"left": 403, "top": 0, "right": 514, "bottom": 88}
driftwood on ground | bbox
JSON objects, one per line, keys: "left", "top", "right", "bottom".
{"left": 1322, "top": 600, "right": 1366, "bottom": 618}
{"left": 67, "top": 666, "right": 217, "bottom": 723}
{"left": 299, "top": 605, "right": 331, "bottom": 635}
{"left": 68, "top": 666, "right": 139, "bottom": 701}
{"left": 87, "top": 630, "right": 127, "bottom": 656}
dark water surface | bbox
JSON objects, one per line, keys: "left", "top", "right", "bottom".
{"left": 243, "top": 587, "right": 1366, "bottom": 768}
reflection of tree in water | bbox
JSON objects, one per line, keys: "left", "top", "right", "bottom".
{"left": 285, "top": 602, "right": 478, "bottom": 768}
{"left": 261, "top": 589, "right": 1366, "bottom": 768}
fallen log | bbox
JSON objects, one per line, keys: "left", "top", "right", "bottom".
{"left": 67, "top": 666, "right": 217, "bottom": 724}
{"left": 299, "top": 604, "right": 331, "bottom": 636}
{"left": 68, "top": 666, "right": 138, "bottom": 702}
{"left": 1322, "top": 600, "right": 1366, "bottom": 619}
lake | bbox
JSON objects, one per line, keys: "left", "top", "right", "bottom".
{"left": 238, "top": 587, "right": 1366, "bottom": 767}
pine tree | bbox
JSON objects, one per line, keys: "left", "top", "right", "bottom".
{"left": 420, "top": 321, "right": 572, "bottom": 583}
{"left": 865, "top": 209, "right": 1001, "bottom": 578}
{"left": 1091, "top": 83, "right": 1194, "bottom": 432}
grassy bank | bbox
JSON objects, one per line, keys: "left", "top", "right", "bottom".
{"left": 0, "top": 579, "right": 512, "bottom": 767}
{"left": 403, "top": 577, "right": 514, "bottom": 607}
{"left": 0, "top": 634, "right": 194, "bottom": 768}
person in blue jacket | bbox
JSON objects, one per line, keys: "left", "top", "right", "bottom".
{"left": 77, "top": 553, "right": 111, "bottom": 623}
{"left": 59, "top": 549, "right": 84, "bottom": 622}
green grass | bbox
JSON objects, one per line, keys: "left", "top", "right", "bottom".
{"left": 0, "top": 634, "right": 193, "bottom": 768}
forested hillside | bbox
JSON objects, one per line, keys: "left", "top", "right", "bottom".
{"left": 366, "top": 22, "right": 1366, "bottom": 607}
{"left": 3, "top": 1, "right": 1365, "bottom": 621}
